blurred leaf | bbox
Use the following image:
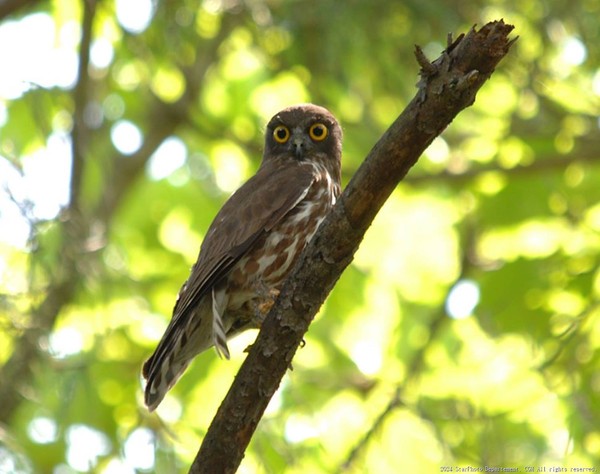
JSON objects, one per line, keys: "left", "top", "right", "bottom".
{"left": 0, "top": 1, "right": 598, "bottom": 473}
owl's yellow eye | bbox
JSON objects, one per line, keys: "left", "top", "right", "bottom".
{"left": 309, "top": 123, "right": 328, "bottom": 141}
{"left": 273, "top": 125, "right": 290, "bottom": 143}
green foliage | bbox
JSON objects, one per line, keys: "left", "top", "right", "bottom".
{"left": 0, "top": 0, "right": 599, "bottom": 473}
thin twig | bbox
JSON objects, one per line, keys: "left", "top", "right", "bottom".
{"left": 403, "top": 145, "right": 600, "bottom": 186}
{"left": 0, "top": 5, "right": 244, "bottom": 426}
{"left": 0, "top": 0, "right": 99, "bottom": 424}
{"left": 340, "top": 220, "right": 478, "bottom": 470}
{"left": 94, "top": 12, "right": 242, "bottom": 223}
{"left": 0, "top": 0, "right": 42, "bottom": 20}
{"left": 69, "top": 0, "right": 96, "bottom": 213}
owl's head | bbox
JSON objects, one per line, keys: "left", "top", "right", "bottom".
{"left": 263, "top": 104, "right": 342, "bottom": 174}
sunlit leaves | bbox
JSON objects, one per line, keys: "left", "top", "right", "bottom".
{"left": 157, "top": 209, "right": 200, "bottom": 264}
{"left": 208, "top": 141, "right": 251, "bottom": 192}
{"left": 355, "top": 190, "right": 461, "bottom": 304}
{"left": 249, "top": 72, "right": 311, "bottom": 119}
{"left": 0, "top": 0, "right": 598, "bottom": 472}
{"left": 150, "top": 66, "right": 186, "bottom": 103}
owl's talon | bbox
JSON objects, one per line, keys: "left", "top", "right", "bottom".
{"left": 257, "top": 299, "right": 275, "bottom": 315}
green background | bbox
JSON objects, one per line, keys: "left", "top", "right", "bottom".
{"left": 0, "top": 0, "right": 598, "bottom": 473}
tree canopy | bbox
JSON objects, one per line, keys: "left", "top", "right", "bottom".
{"left": 0, "top": 1, "right": 598, "bottom": 473}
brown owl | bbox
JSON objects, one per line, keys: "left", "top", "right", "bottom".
{"left": 142, "top": 104, "right": 342, "bottom": 410}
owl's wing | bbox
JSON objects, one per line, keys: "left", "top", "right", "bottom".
{"left": 173, "top": 160, "right": 316, "bottom": 319}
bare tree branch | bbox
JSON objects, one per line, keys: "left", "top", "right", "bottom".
{"left": 340, "top": 220, "right": 478, "bottom": 470}
{"left": 0, "top": 0, "right": 98, "bottom": 424}
{"left": 0, "top": 8, "right": 243, "bottom": 425}
{"left": 0, "top": 0, "right": 43, "bottom": 21}
{"left": 190, "top": 20, "right": 516, "bottom": 474}
{"left": 69, "top": 0, "right": 96, "bottom": 213}
{"left": 403, "top": 138, "right": 600, "bottom": 186}
{"left": 94, "top": 11, "right": 242, "bottom": 224}
{"left": 340, "top": 310, "right": 446, "bottom": 471}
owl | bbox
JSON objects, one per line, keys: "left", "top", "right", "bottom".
{"left": 143, "top": 104, "right": 342, "bottom": 410}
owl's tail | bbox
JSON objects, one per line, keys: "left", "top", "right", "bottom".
{"left": 143, "top": 287, "right": 240, "bottom": 410}
{"left": 142, "top": 301, "right": 214, "bottom": 411}
{"left": 143, "top": 344, "right": 191, "bottom": 412}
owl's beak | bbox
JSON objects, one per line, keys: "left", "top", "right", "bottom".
{"left": 290, "top": 133, "right": 311, "bottom": 159}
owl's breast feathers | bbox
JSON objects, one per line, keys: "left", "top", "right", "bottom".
{"left": 229, "top": 160, "right": 340, "bottom": 299}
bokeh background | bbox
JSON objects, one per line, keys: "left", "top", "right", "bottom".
{"left": 0, "top": 0, "right": 599, "bottom": 473}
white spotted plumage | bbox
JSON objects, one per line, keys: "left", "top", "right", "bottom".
{"left": 211, "top": 287, "right": 230, "bottom": 359}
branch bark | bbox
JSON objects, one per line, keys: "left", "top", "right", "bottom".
{"left": 0, "top": 0, "right": 43, "bottom": 21}
{"left": 69, "top": 0, "right": 96, "bottom": 212}
{"left": 189, "top": 20, "right": 516, "bottom": 473}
